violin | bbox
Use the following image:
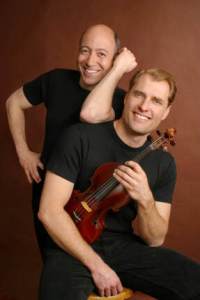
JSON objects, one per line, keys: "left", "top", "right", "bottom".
{"left": 65, "top": 128, "right": 176, "bottom": 244}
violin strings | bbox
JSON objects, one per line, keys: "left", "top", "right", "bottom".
{"left": 74, "top": 177, "right": 117, "bottom": 217}
{"left": 73, "top": 177, "right": 113, "bottom": 216}
{"left": 75, "top": 177, "right": 118, "bottom": 217}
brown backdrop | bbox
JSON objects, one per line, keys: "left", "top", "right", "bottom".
{"left": 1, "top": 1, "right": 200, "bottom": 299}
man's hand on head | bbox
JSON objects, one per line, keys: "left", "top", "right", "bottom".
{"left": 113, "top": 47, "right": 138, "bottom": 76}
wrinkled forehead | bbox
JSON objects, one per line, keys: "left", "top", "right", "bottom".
{"left": 130, "top": 74, "right": 170, "bottom": 101}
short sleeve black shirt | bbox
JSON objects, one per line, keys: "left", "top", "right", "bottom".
{"left": 48, "top": 122, "right": 176, "bottom": 234}
{"left": 23, "top": 69, "right": 125, "bottom": 164}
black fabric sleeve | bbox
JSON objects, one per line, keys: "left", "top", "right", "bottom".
{"left": 23, "top": 69, "right": 56, "bottom": 106}
{"left": 153, "top": 155, "right": 177, "bottom": 203}
{"left": 47, "top": 124, "right": 83, "bottom": 183}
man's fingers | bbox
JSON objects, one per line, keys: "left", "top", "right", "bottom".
{"left": 104, "top": 287, "right": 111, "bottom": 297}
{"left": 101, "top": 286, "right": 119, "bottom": 297}
{"left": 31, "top": 166, "right": 41, "bottom": 183}
{"left": 99, "top": 288, "right": 104, "bottom": 297}
{"left": 25, "top": 169, "right": 33, "bottom": 184}
{"left": 125, "top": 160, "right": 142, "bottom": 172}
{"left": 24, "top": 163, "right": 41, "bottom": 183}
{"left": 117, "top": 281, "right": 123, "bottom": 293}
{"left": 114, "top": 169, "right": 132, "bottom": 184}
{"left": 19, "top": 152, "right": 43, "bottom": 183}
{"left": 116, "top": 164, "right": 135, "bottom": 177}
{"left": 114, "top": 165, "right": 138, "bottom": 185}
{"left": 111, "top": 286, "right": 118, "bottom": 296}
{"left": 38, "top": 161, "right": 44, "bottom": 170}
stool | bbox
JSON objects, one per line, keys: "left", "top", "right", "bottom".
{"left": 88, "top": 288, "right": 134, "bottom": 300}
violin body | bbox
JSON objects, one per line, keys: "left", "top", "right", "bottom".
{"left": 65, "top": 162, "right": 130, "bottom": 243}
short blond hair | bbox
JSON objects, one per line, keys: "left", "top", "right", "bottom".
{"left": 129, "top": 68, "right": 177, "bottom": 106}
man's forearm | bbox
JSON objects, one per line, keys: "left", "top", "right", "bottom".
{"left": 135, "top": 200, "right": 169, "bottom": 246}
{"left": 39, "top": 173, "right": 123, "bottom": 295}
{"left": 40, "top": 209, "right": 124, "bottom": 296}
{"left": 80, "top": 48, "right": 137, "bottom": 123}
{"left": 113, "top": 160, "right": 170, "bottom": 247}
{"left": 80, "top": 66, "right": 123, "bottom": 123}
{"left": 38, "top": 208, "right": 105, "bottom": 272}
{"left": 6, "top": 88, "right": 43, "bottom": 183}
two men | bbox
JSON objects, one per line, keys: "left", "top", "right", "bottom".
{"left": 7, "top": 23, "right": 200, "bottom": 299}
{"left": 39, "top": 69, "right": 200, "bottom": 299}
{"left": 6, "top": 24, "right": 136, "bottom": 256}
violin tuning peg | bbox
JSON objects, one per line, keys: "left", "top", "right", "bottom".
{"left": 170, "top": 140, "right": 176, "bottom": 146}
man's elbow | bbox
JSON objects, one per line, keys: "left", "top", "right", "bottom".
{"left": 80, "top": 108, "right": 94, "bottom": 123}
{"left": 148, "top": 237, "right": 165, "bottom": 247}
{"left": 5, "top": 91, "right": 21, "bottom": 116}
{"left": 147, "top": 231, "right": 168, "bottom": 247}
{"left": 5, "top": 95, "right": 14, "bottom": 114}
{"left": 5, "top": 88, "right": 31, "bottom": 114}
{"left": 38, "top": 207, "right": 52, "bottom": 227}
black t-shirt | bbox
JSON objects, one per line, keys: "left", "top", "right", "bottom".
{"left": 48, "top": 122, "right": 176, "bottom": 234}
{"left": 23, "top": 69, "right": 125, "bottom": 164}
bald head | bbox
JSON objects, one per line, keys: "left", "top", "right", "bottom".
{"left": 77, "top": 24, "right": 121, "bottom": 90}
{"left": 79, "top": 24, "right": 120, "bottom": 53}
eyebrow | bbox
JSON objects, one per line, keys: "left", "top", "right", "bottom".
{"left": 79, "top": 46, "right": 109, "bottom": 53}
{"left": 132, "top": 89, "right": 145, "bottom": 96}
{"left": 133, "top": 89, "right": 165, "bottom": 103}
{"left": 153, "top": 96, "right": 164, "bottom": 103}
{"left": 95, "top": 48, "right": 109, "bottom": 53}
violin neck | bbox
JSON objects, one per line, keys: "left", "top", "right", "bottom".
{"left": 132, "top": 144, "right": 154, "bottom": 163}
{"left": 93, "top": 177, "right": 119, "bottom": 202}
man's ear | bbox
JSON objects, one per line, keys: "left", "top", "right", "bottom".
{"left": 124, "top": 93, "right": 128, "bottom": 105}
{"left": 162, "top": 105, "right": 171, "bottom": 121}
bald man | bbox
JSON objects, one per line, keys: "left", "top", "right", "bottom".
{"left": 6, "top": 24, "right": 137, "bottom": 258}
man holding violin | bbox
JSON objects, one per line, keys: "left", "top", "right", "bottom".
{"left": 38, "top": 68, "right": 200, "bottom": 299}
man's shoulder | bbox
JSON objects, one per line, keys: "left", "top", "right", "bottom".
{"left": 24, "top": 68, "right": 80, "bottom": 86}
{"left": 46, "top": 68, "right": 80, "bottom": 80}
{"left": 153, "top": 148, "right": 176, "bottom": 171}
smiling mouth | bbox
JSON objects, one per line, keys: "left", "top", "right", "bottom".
{"left": 134, "top": 112, "right": 150, "bottom": 120}
{"left": 83, "top": 68, "right": 100, "bottom": 76}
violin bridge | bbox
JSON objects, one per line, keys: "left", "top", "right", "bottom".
{"left": 81, "top": 201, "right": 92, "bottom": 213}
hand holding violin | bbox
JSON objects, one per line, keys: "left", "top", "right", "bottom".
{"left": 113, "top": 161, "right": 154, "bottom": 208}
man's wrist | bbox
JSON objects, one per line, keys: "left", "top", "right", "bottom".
{"left": 111, "top": 63, "right": 126, "bottom": 79}
{"left": 138, "top": 194, "right": 155, "bottom": 211}
{"left": 16, "top": 142, "right": 30, "bottom": 157}
{"left": 84, "top": 253, "right": 105, "bottom": 273}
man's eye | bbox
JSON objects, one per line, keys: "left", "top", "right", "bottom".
{"left": 98, "top": 52, "right": 106, "bottom": 58}
{"left": 80, "top": 49, "right": 89, "bottom": 54}
{"left": 153, "top": 98, "right": 162, "bottom": 105}
{"left": 134, "top": 91, "right": 144, "bottom": 98}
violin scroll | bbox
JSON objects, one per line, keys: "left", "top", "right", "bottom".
{"left": 156, "top": 128, "right": 176, "bottom": 150}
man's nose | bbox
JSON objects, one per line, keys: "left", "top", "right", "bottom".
{"left": 139, "top": 99, "right": 149, "bottom": 111}
{"left": 86, "top": 52, "right": 96, "bottom": 66}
